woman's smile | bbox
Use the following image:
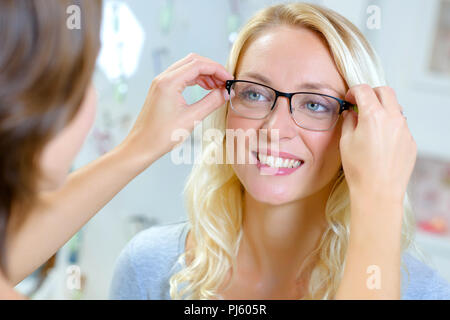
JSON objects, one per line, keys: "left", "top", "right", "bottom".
{"left": 251, "top": 150, "right": 305, "bottom": 176}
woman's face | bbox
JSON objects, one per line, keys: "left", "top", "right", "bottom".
{"left": 226, "top": 26, "right": 347, "bottom": 205}
{"left": 38, "top": 83, "right": 97, "bottom": 190}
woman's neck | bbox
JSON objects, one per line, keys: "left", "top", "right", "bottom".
{"left": 239, "top": 181, "right": 334, "bottom": 284}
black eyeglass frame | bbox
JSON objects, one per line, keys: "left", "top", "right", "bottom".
{"left": 225, "top": 79, "right": 358, "bottom": 131}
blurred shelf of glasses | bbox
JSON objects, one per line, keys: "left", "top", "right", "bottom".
{"left": 407, "top": 152, "right": 450, "bottom": 281}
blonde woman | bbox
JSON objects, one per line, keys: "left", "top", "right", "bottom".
{"left": 110, "top": 3, "right": 450, "bottom": 299}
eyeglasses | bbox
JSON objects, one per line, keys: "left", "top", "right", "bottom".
{"left": 225, "top": 80, "right": 357, "bottom": 131}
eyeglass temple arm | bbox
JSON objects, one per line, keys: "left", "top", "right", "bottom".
{"left": 340, "top": 102, "right": 358, "bottom": 114}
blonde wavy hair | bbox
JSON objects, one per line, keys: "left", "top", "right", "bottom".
{"left": 169, "top": 2, "right": 420, "bottom": 299}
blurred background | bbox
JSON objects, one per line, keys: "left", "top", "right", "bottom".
{"left": 15, "top": 0, "right": 450, "bottom": 299}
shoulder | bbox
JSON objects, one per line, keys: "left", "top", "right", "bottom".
{"left": 401, "top": 251, "right": 450, "bottom": 300}
{"left": 109, "top": 220, "right": 190, "bottom": 300}
{"left": 129, "top": 220, "right": 189, "bottom": 259}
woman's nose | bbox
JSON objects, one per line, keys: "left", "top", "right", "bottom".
{"left": 262, "top": 96, "right": 298, "bottom": 138}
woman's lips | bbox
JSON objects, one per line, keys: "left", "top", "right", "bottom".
{"left": 251, "top": 151, "right": 304, "bottom": 176}
{"left": 257, "top": 149, "right": 304, "bottom": 162}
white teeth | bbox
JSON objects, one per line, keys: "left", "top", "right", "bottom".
{"left": 257, "top": 152, "right": 303, "bottom": 168}
{"left": 288, "top": 159, "right": 294, "bottom": 168}
{"left": 275, "top": 157, "right": 282, "bottom": 167}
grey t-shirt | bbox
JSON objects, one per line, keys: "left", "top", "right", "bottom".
{"left": 109, "top": 220, "right": 450, "bottom": 299}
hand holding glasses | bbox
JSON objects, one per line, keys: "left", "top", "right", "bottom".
{"left": 225, "top": 79, "right": 358, "bottom": 131}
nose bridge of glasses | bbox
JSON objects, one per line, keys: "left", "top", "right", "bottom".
{"left": 268, "top": 91, "right": 296, "bottom": 125}
{"left": 272, "top": 90, "right": 293, "bottom": 110}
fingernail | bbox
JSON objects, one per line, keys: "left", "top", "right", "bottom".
{"left": 222, "top": 89, "right": 230, "bottom": 100}
{"left": 222, "top": 88, "right": 229, "bottom": 100}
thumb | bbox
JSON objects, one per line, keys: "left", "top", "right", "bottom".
{"left": 341, "top": 110, "right": 357, "bottom": 137}
{"left": 188, "top": 88, "right": 227, "bottom": 121}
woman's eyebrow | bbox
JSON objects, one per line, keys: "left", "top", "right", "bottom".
{"left": 239, "top": 71, "right": 345, "bottom": 98}
{"left": 300, "top": 82, "right": 345, "bottom": 98}
{"left": 239, "top": 72, "right": 273, "bottom": 86}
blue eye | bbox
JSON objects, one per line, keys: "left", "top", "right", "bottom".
{"left": 305, "top": 102, "right": 329, "bottom": 112}
{"left": 242, "top": 90, "right": 268, "bottom": 102}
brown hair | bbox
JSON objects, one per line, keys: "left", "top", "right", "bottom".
{"left": 0, "top": 0, "right": 102, "bottom": 275}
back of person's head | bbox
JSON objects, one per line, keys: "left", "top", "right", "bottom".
{"left": 0, "top": 0, "right": 102, "bottom": 275}
{"left": 170, "top": 2, "right": 416, "bottom": 300}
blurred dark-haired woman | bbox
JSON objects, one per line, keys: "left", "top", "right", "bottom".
{"left": 0, "top": 0, "right": 232, "bottom": 298}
